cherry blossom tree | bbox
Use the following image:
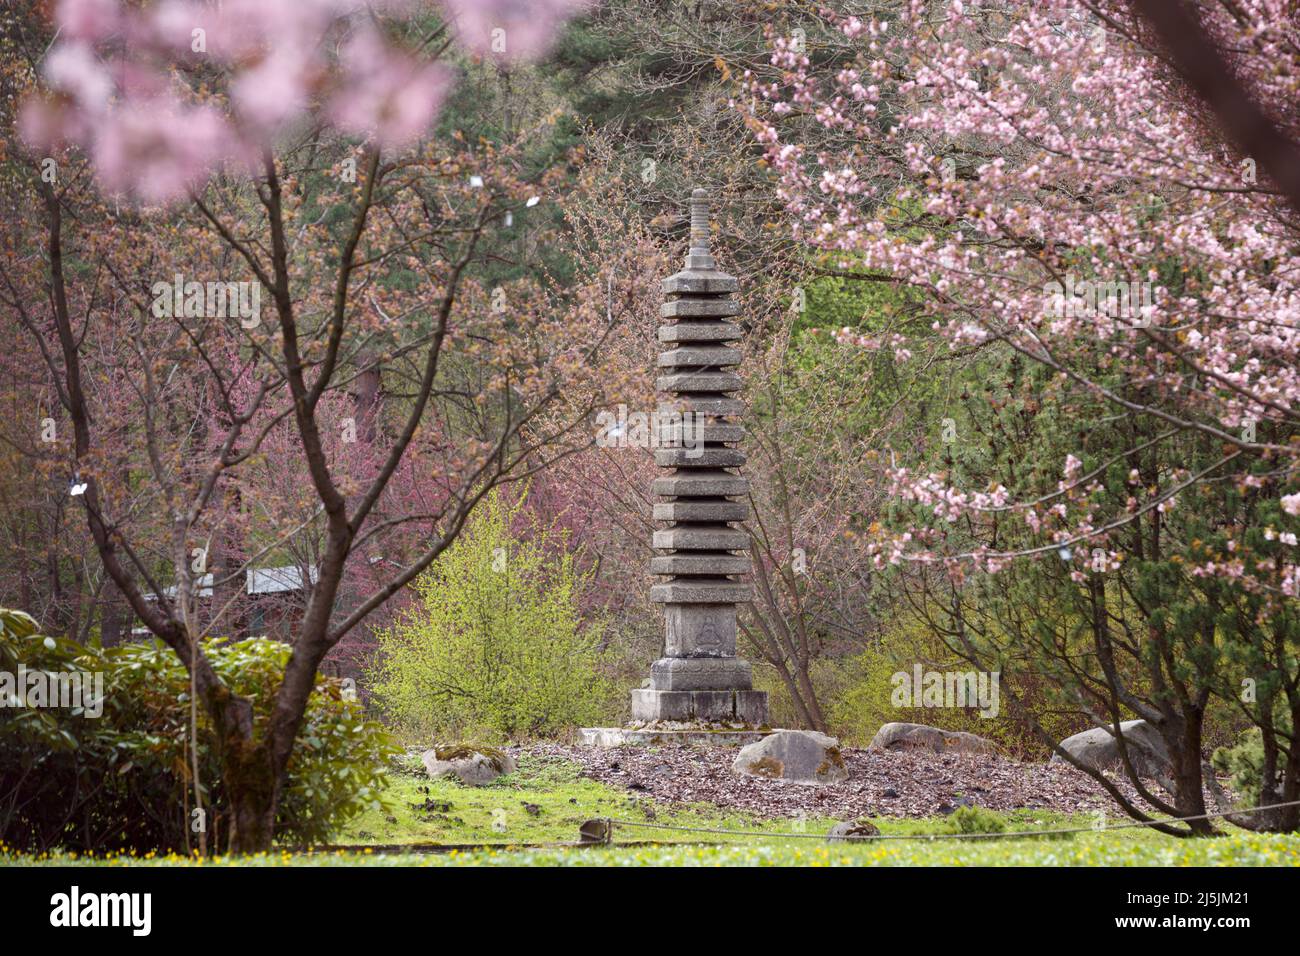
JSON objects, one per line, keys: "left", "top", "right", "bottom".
{"left": 2, "top": 0, "right": 602, "bottom": 851}
{"left": 746, "top": 0, "right": 1300, "bottom": 831}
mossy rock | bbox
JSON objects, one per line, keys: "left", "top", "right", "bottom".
{"left": 434, "top": 744, "right": 510, "bottom": 772}
{"left": 422, "top": 745, "right": 517, "bottom": 785}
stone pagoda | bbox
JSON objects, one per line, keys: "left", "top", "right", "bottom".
{"left": 630, "top": 188, "right": 769, "bottom": 728}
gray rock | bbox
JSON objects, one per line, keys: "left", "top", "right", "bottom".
{"left": 656, "top": 371, "right": 743, "bottom": 393}
{"left": 869, "top": 722, "right": 997, "bottom": 755}
{"left": 1050, "top": 720, "right": 1172, "bottom": 784}
{"left": 421, "top": 745, "right": 517, "bottom": 786}
{"left": 659, "top": 299, "right": 741, "bottom": 319}
{"left": 654, "top": 422, "right": 746, "bottom": 446}
{"left": 732, "top": 730, "right": 848, "bottom": 785}
{"left": 661, "top": 269, "right": 739, "bottom": 295}
{"left": 827, "top": 818, "right": 880, "bottom": 842}
{"left": 650, "top": 554, "right": 751, "bottom": 576}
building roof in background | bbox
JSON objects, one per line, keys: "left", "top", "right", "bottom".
{"left": 145, "top": 564, "right": 317, "bottom": 600}
{"left": 246, "top": 565, "right": 318, "bottom": 595}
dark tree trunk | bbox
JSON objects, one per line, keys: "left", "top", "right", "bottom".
{"left": 98, "top": 576, "right": 132, "bottom": 646}
{"left": 225, "top": 752, "right": 278, "bottom": 853}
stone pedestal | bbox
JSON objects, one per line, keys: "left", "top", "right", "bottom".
{"left": 631, "top": 188, "right": 769, "bottom": 728}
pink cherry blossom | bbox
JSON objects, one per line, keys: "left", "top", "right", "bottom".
{"left": 17, "top": 97, "right": 82, "bottom": 152}
{"left": 20, "top": 0, "right": 585, "bottom": 201}
{"left": 55, "top": 0, "right": 121, "bottom": 42}
{"left": 43, "top": 42, "right": 112, "bottom": 111}
{"left": 92, "top": 99, "right": 238, "bottom": 203}
{"left": 744, "top": 0, "right": 1300, "bottom": 600}
{"left": 439, "top": 0, "right": 591, "bottom": 61}
{"left": 231, "top": 48, "right": 321, "bottom": 133}
{"left": 330, "top": 27, "right": 453, "bottom": 148}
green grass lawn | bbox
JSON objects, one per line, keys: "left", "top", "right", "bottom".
{"left": 5, "top": 750, "right": 1300, "bottom": 866}
{"left": 335, "top": 749, "right": 842, "bottom": 846}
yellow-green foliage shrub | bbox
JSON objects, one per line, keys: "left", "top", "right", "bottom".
{"left": 368, "top": 488, "right": 616, "bottom": 742}
{"left": 803, "top": 617, "right": 1080, "bottom": 756}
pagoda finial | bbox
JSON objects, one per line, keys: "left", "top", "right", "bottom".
{"left": 685, "top": 187, "right": 716, "bottom": 270}
{"left": 690, "top": 188, "right": 710, "bottom": 252}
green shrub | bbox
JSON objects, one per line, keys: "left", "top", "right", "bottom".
{"left": 819, "top": 617, "right": 1082, "bottom": 756}
{"left": 1212, "top": 713, "right": 1292, "bottom": 810}
{"left": 943, "top": 804, "right": 1008, "bottom": 837}
{"left": 1212, "top": 728, "right": 1270, "bottom": 799}
{"left": 368, "top": 487, "right": 615, "bottom": 742}
{"left": 0, "top": 608, "right": 396, "bottom": 853}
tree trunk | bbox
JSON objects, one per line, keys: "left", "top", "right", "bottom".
{"left": 1169, "top": 712, "right": 1214, "bottom": 836}
{"left": 98, "top": 576, "right": 132, "bottom": 646}
{"left": 222, "top": 739, "right": 279, "bottom": 853}
{"left": 791, "top": 657, "right": 828, "bottom": 733}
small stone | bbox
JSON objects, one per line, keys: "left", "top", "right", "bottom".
{"left": 653, "top": 501, "right": 749, "bottom": 522}
{"left": 657, "top": 396, "right": 746, "bottom": 417}
{"left": 651, "top": 656, "right": 753, "bottom": 691}
{"left": 661, "top": 270, "right": 739, "bottom": 294}
{"left": 655, "top": 422, "right": 746, "bottom": 445}
{"left": 653, "top": 447, "right": 747, "bottom": 468}
{"left": 658, "top": 346, "right": 743, "bottom": 368}
{"left": 827, "top": 819, "right": 880, "bottom": 843}
{"left": 659, "top": 300, "right": 741, "bottom": 319}
{"left": 649, "top": 580, "right": 754, "bottom": 604}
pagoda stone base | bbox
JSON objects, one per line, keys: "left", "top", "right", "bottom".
{"left": 579, "top": 725, "right": 772, "bottom": 747}
{"left": 650, "top": 656, "right": 752, "bottom": 690}
{"left": 631, "top": 687, "right": 768, "bottom": 724}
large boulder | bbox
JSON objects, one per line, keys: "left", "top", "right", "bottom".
{"left": 869, "top": 722, "right": 996, "bottom": 755}
{"left": 1050, "top": 720, "right": 1172, "bottom": 784}
{"left": 732, "top": 730, "right": 848, "bottom": 785}
{"left": 421, "top": 745, "right": 517, "bottom": 786}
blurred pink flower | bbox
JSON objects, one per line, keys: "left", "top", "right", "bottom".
{"left": 145, "top": 0, "right": 213, "bottom": 55}
{"left": 55, "top": 0, "right": 121, "bottom": 41}
{"left": 43, "top": 43, "right": 112, "bottom": 111}
{"left": 329, "top": 27, "right": 452, "bottom": 148}
{"left": 232, "top": 49, "right": 321, "bottom": 133}
{"left": 107, "top": 61, "right": 169, "bottom": 100}
{"left": 28, "top": 0, "right": 525, "bottom": 194}
{"left": 439, "top": 0, "right": 590, "bottom": 61}
{"left": 17, "top": 97, "right": 82, "bottom": 152}
{"left": 147, "top": 0, "right": 329, "bottom": 60}
{"left": 92, "top": 99, "right": 237, "bottom": 203}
